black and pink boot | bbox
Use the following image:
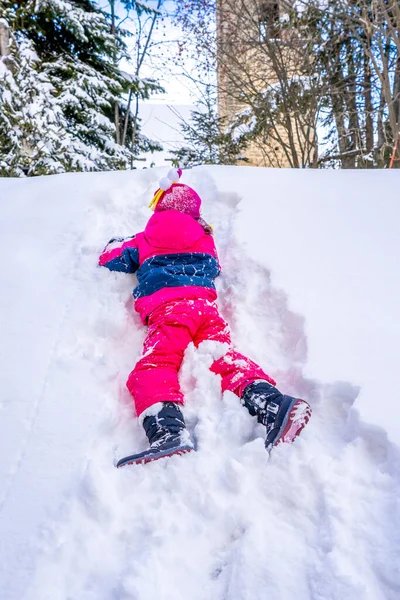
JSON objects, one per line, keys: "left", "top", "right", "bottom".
{"left": 117, "top": 402, "right": 193, "bottom": 468}
{"left": 241, "top": 380, "right": 312, "bottom": 451}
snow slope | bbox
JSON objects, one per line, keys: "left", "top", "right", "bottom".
{"left": 1, "top": 166, "right": 400, "bottom": 600}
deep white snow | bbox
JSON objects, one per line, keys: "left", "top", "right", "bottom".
{"left": 1, "top": 166, "right": 400, "bottom": 600}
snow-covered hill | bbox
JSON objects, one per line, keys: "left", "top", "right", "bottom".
{"left": 1, "top": 166, "right": 400, "bottom": 600}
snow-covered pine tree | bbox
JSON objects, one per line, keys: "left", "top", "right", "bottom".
{"left": 170, "top": 85, "right": 249, "bottom": 167}
{"left": 0, "top": 0, "right": 160, "bottom": 175}
{"left": 0, "top": 27, "right": 71, "bottom": 177}
{"left": 1, "top": 3, "right": 89, "bottom": 177}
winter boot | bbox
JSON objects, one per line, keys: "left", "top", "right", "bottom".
{"left": 116, "top": 402, "right": 194, "bottom": 468}
{"left": 241, "top": 380, "right": 312, "bottom": 451}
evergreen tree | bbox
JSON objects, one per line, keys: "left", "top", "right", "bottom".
{"left": 0, "top": 30, "right": 71, "bottom": 176}
{"left": 170, "top": 86, "right": 249, "bottom": 167}
{"left": 0, "top": 0, "right": 162, "bottom": 175}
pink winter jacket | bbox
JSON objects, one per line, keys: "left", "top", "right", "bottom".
{"left": 99, "top": 210, "right": 221, "bottom": 322}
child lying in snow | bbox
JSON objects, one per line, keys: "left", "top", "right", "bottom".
{"left": 99, "top": 169, "right": 311, "bottom": 467}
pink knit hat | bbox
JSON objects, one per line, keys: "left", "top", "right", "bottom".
{"left": 149, "top": 169, "right": 202, "bottom": 219}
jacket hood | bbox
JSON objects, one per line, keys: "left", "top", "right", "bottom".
{"left": 143, "top": 210, "right": 205, "bottom": 250}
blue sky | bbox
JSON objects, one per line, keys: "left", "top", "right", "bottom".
{"left": 116, "top": 0, "right": 196, "bottom": 104}
{"left": 112, "top": 0, "right": 197, "bottom": 165}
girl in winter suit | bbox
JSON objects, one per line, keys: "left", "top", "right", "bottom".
{"left": 99, "top": 169, "right": 311, "bottom": 467}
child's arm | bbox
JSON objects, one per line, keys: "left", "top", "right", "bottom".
{"left": 98, "top": 236, "right": 139, "bottom": 273}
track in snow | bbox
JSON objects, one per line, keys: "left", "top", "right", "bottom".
{"left": 20, "top": 170, "right": 400, "bottom": 600}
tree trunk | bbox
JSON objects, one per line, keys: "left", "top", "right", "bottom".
{"left": 0, "top": 21, "right": 10, "bottom": 57}
{"left": 391, "top": 55, "right": 400, "bottom": 168}
{"left": 344, "top": 37, "right": 362, "bottom": 163}
{"left": 329, "top": 63, "right": 355, "bottom": 168}
{"left": 393, "top": 55, "right": 400, "bottom": 132}
{"left": 109, "top": 0, "right": 120, "bottom": 145}
{"left": 0, "top": 19, "right": 17, "bottom": 73}
{"left": 131, "top": 94, "right": 140, "bottom": 161}
{"left": 363, "top": 54, "right": 374, "bottom": 155}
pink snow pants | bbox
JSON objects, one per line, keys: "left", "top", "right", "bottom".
{"left": 127, "top": 299, "right": 276, "bottom": 417}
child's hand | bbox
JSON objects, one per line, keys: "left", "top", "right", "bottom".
{"left": 104, "top": 237, "right": 128, "bottom": 252}
{"left": 99, "top": 235, "right": 138, "bottom": 273}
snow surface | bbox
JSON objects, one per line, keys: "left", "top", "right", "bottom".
{"left": 1, "top": 166, "right": 400, "bottom": 600}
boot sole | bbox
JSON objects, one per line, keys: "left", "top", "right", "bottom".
{"left": 267, "top": 399, "right": 312, "bottom": 451}
{"left": 116, "top": 445, "right": 193, "bottom": 468}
